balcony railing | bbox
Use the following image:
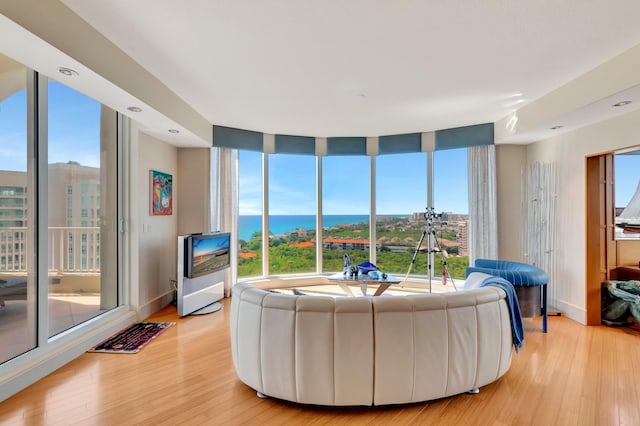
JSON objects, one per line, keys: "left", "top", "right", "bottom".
{"left": 0, "top": 227, "right": 100, "bottom": 274}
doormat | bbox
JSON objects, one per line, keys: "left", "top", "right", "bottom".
{"left": 88, "top": 322, "right": 175, "bottom": 354}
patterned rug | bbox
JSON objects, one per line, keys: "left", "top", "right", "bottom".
{"left": 88, "top": 322, "right": 174, "bottom": 354}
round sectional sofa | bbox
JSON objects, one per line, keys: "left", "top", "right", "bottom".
{"left": 230, "top": 277, "right": 513, "bottom": 406}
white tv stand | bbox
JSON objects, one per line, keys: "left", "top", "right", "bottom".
{"left": 176, "top": 235, "right": 225, "bottom": 316}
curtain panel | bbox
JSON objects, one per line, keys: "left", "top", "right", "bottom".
{"left": 468, "top": 144, "right": 498, "bottom": 263}
{"left": 210, "top": 146, "right": 238, "bottom": 296}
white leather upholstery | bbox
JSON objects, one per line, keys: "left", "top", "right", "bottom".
{"left": 231, "top": 281, "right": 512, "bottom": 406}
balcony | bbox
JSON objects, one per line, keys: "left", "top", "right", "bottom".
{"left": 0, "top": 227, "right": 103, "bottom": 360}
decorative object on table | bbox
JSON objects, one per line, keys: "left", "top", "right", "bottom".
{"left": 349, "top": 265, "right": 359, "bottom": 279}
{"left": 368, "top": 270, "right": 382, "bottom": 280}
{"left": 358, "top": 261, "right": 378, "bottom": 275}
{"left": 88, "top": 322, "right": 174, "bottom": 354}
{"left": 150, "top": 169, "right": 173, "bottom": 215}
{"left": 343, "top": 253, "right": 352, "bottom": 275}
{"left": 601, "top": 280, "right": 640, "bottom": 326}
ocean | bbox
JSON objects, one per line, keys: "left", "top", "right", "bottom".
{"left": 239, "top": 214, "right": 375, "bottom": 240}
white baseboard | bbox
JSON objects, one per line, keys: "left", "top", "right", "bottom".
{"left": 553, "top": 299, "right": 586, "bottom": 325}
{"left": 135, "top": 290, "right": 175, "bottom": 320}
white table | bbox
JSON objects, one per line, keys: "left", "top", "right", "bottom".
{"left": 327, "top": 273, "right": 401, "bottom": 296}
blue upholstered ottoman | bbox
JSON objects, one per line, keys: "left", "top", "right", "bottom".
{"left": 466, "top": 259, "right": 549, "bottom": 333}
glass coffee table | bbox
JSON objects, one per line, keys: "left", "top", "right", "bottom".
{"left": 327, "top": 273, "right": 401, "bottom": 296}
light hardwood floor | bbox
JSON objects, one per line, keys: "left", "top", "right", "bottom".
{"left": 1, "top": 298, "right": 639, "bottom": 425}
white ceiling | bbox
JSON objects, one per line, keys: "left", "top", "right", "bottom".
{"left": 10, "top": 1, "right": 640, "bottom": 145}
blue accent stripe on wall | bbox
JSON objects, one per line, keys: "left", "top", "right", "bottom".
{"left": 275, "top": 134, "right": 315, "bottom": 155}
{"left": 213, "top": 125, "right": 263, "bottom": 152}
{"left": 326, "top": 137, "right": 367, "bottom": 155}
{"left": 379, "top": 133, "right": 421, "bottom": 155}
{"left": 435, "top": 123, "right": 494, "bottom": 150}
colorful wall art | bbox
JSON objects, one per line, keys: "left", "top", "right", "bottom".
{"left": 150, "top": 170, "right": 173, "bottom": 215}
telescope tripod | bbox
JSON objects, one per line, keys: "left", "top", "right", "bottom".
{"left": 403, "top": 211, "right": 457, "bottom": 292}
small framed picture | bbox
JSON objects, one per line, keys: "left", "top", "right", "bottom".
{"left": 150, "top": 170, "right": 173, "bottom": 216}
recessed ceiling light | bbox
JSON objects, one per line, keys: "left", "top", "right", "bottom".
{"left": 57, "top": 67, "right": 78, "bottom": 77}
{"left": 168, "top": 129, "right": 180, "bottom": 134}
{"left": 127, "top": 106, "right": 142, "bottom": 112}
{"left": 550, "top": 125, "right": 563, "bottom": 130}
{"left": 612, "top": 100, "right": 632, "bottom": 107}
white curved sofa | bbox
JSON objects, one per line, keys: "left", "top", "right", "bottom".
{"left": 230, "top": 279, "right": 513, "bottom": 406}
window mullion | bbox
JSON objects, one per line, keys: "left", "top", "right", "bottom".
{"left": 369, "top": 156, "right": 376, "bottom": 265}
{"left": 316, "top": 156, "right": 323, "bottom": 274}
{"left": 261, "top": 153, "right": 269, "bottom": 277}
{"left": 33, "top": 71, "right": 49, "bottom": 347}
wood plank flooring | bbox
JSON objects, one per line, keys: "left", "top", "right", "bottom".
{"left": 1, "top": 298, "right": 639, "bottom": 425}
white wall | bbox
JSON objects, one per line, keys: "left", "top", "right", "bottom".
{"left": 177, "top": 148, "right": 211, "bottom": 236}
{"left": 131, "top": 125, "right": 179, "bottom": 319}
{"left": 496, "top": 145, "right": 526, "bottom": 261}
{"left": 509, "top": 108, "right": 640, "bottom": 323}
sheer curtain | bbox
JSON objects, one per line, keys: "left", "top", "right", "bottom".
{"left": 467, "top": 144, "right": 498, "bottom": 264}
{"left": 211, "top": 147, "right": 238, "bottom": 296}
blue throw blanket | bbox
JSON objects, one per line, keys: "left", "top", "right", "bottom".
{"left": 480, "top": 276, "right": 525, "bottom": 352}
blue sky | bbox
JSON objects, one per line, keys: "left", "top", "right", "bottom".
{"left": 240, "top": 149, "right": 469, "bottom": 216}
{"left": 615, "top": 154, "right": 640, "bottom": 208}
{"left": 240, "top": 150, "right": 640, "bottom": 216}
{"left": 0, "top": 82, "right": 100, "bottom": 171}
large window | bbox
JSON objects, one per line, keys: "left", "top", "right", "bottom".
{"left": 232, "top": 146, "right": 471, "bottom": 280}
{"left": 614, "top": 149, "right": 640, "bottom": 239}
{"left": 238, "top": 151, "right": 263, "bottom": 277}
{"left": 268, "top": 154, "right": 316, "bottom": 274}
{"left": 375, "top": 153, "right": 427, "bottom": 275}
{"left": 433, "top": 148, "right": 469, "bottom": 279}
{"left": 0, "top": 58, "right": 121, "bottom": 364}
{"left": 322, "top": 156, "right": 370, "bottom": 272}
{"left": 0, "top": 57, "right": 35, "bottom": 363}
{"left": 47, "top": 81, "right": 119, "bottom": 336}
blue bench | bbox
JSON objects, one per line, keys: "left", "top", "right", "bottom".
{"left": 466, "top": 259, "right": 549, "bottom": 333}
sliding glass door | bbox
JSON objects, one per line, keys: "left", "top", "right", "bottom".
{"left": 0, "top": 55, "right": 36, "bottom": 363}
{"left": 0, "top": 56, "right": 121, "bottom": 364}
{"left": 47, "top": 80, "right": 119, "bottom": 337}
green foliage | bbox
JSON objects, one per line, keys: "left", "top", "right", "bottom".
{"left": 238, "top": 251, "right": 262, "bottom": 277}
{"left": 243, "top": 232, "right": 262, "bottom": 251}
{"left": 376, "top": 251, "right": 468, "bottom": 279}
{"left": 238, "top": 217, "right": 469, "bottom": 280}
{"left": 269, "top": 245, "right": 316, "bottom": 274}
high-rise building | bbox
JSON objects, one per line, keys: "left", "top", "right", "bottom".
{"left": 0, "top": 171, "right": 28, "bottom": 271}
{"left": 457, "top": 221, "right": 468, "bottom": 256}
{"left": 0, "top": 163, "right": 100, "bottom": 273}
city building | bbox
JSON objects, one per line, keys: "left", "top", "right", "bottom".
{"left": 0, "top": 171, "right": 28, "bottom": 272}
{"left": 323, "top": 237, "right": 379, "bottom": 251}
{"left": 457, "top": 221, "right": 469, "bottom": 256}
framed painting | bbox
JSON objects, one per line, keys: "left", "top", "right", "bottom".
{"left": 150, "top": 170, "right": 173, "bottom": 215}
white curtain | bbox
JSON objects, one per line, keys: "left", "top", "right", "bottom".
{"left": 467, "top": 144, "right": 498, "bottom": 264}
{"left": 521, "top": 162, "right": 557, "bottom": 309}
{"left": 211, "top": 147, "right": 238, "bottom": 296}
